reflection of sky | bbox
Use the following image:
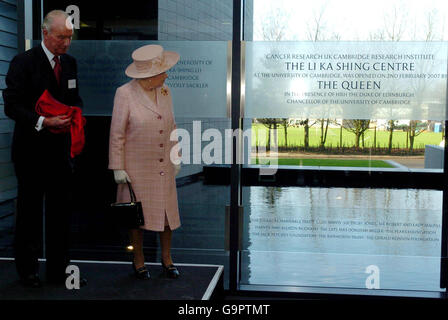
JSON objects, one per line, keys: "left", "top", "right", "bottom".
{"left": 243, "top": 187, "right": 444, "bottom": 291}
{"left": 254, "top": 0, "right": 448, "bottom": 41}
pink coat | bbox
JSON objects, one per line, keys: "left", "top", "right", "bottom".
{"left": 109, "top": 80, "right": 180, "bottom": 232}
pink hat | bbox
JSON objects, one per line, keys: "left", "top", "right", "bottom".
{"left": 125, "top": 44, "right": 180, "bottom": 79}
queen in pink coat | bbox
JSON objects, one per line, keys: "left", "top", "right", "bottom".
{"left": 109, "top": 44, "right": 181, "bottom": 280}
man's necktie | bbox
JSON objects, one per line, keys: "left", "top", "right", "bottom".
{"left": 53, "top": 56, "right": 61, "bottom": 85}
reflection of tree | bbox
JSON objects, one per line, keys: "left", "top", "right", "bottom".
{"left": 318, "top": 118, "right": 331, "bottom": 149}
{"left": 279, "top": 119, "right": 289, "bottom": 148}
{"left": 305, "top": 0, "right": 330, "bottom": 42}
{"left": 343, "top": 120, "right": 370, "bottom": 149}
{"left": 257, "top": 7, "right": 289, "bottom": 41}
{"left": 416, "top": 9, "right": 442, "bottom": 42}
{"left": 369, "top": 2, "right": 444, "bottom": 147}
{"left": 299, "top": 119, "right": 315, "bottom": 148}
{"left": 254, "top": 7, "right": 291, "bottom": 151}
{"left": 262, "top": 187, "right": 283, "bottom": 210}
{"left": 381, "top": 4, "right": 408, "bottom": 41}
{"left": 257, "top": 119, "right": 279, "bottom": 152}
{"left": 254, "top": 2, "right": 343, "bottom": 151}
{"left": 387, "top": 120, "right": 396, "bottom": 154}
{"left": 370, "top": 4, "right": 409, "bottom": 149}
{"left": 305, "top": 2, "right": 339, "bottom": 150}
{"left": 407, "top": 120, "right": 426, "bottom": 152}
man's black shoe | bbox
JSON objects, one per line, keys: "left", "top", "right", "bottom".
{"left": 47, "top": 276, "right": 87, "bottom": 287}
{"left": 20, "top": 274, "right": 42, "bottom": 288}
{"left": 79, "top": 278, "right": 87, "bottom": 287}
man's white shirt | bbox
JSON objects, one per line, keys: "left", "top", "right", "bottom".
{"left": 35, "top": 41, "right": 60, "bottom": 131}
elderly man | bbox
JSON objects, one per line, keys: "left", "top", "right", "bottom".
{"left": 3, "top": 10, "right": 85, "bottom": 288}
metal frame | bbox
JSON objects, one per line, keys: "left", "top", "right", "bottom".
{"left": 16, "top": 1, "right": 25, "bottom": 53}
{"left": 440, "top": 51, "right": 448, "bottom": 289}
{"left": 229, "top": 0, "right": 243, "bottom": 294}
{"left": 230, "top": 0, "right": 448, "bottom": 297}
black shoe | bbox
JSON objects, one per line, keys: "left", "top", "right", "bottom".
{"left": 132, "top": 263, "right": 150, "bottom": 280}
{"left": 47, "top": 276, "right": 88, "bottom": 287}
{"left": 20, "top": 274, "right": 42, "bottom": 288}
{"left": 79, "top": 278, "right": 88, "bottom": 287}
{"left": 162, "top": 263, "right": 180, "bottom": 279}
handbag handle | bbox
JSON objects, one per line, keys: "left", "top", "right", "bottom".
{"left": 127, "top": 182, "right": 137, "bottom": 203}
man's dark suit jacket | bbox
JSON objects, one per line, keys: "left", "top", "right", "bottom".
{"left": 3, "top": 44, "right": 83, "bottom": 164}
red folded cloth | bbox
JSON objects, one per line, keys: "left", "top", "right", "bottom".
{"left": 35, "top": 89, "right": 86, "bottom": 158}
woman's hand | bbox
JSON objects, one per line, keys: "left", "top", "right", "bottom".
{"left": 113, "top": 170, "right": 131, "bottom": 184}
{"left": 174, "top": 164, "right": 181, "bottom": 176}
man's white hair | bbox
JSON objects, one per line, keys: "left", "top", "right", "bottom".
{"left": 41, "top": 10, "right": 71, "bottom": 33}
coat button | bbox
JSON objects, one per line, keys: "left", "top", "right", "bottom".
{"left": 160, "top": 171, "right": 165, "bottom": 176}
{"left": 159, "top": 144, "right": 163, "bottom": 147}
{"left": 159, "top": 130, "right": 164, "bottom": 134}
{"left": 159, "top": 158, "right": 164, "bottom": 162}
{"left": 157, "top": 115, "right": 162, "bottom": 120}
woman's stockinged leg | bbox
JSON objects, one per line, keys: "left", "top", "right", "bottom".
{"left": 159, "top": 226, "right": 173, "bottom": 266}
{"left": 129, "top": 228, "right": 145, "bottom": 268}
{"left": 159, "top": 226, "right": 180, "bottom": 278}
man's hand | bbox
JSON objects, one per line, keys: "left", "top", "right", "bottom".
{"left": 43, "top": 115, "right": 72, "bottom": 129}
{"left": 113, "top": 170, "right": 131, "bottom": 184}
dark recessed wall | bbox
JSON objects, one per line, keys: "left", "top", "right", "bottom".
{"left": 37, "top": 0, "right": 158, "bottom": 40}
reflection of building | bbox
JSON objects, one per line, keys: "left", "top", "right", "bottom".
{"left": 0, "top": 1, "right": 20, "bottom": 203}
{"left": 374, "top": 120, "right": 411, "bottom": 130}
{"left": 157, "top": 0, "right": 253, "bottom": 177}
{"left": 159, "top": 0, "right": 253, "bottom": 41}
{"left": 158, "top": 0, "right": 234, "bottom": 177}
{"left": 159, "top": 1, "right": 232, "bottom": 40}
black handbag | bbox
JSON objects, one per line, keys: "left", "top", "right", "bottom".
{"left": 110, "top": 182, "right": 145, "bottom": 229}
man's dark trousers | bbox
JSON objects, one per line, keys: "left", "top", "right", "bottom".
{"left": 13, "top": 132, "right": 73, "bottom": 282}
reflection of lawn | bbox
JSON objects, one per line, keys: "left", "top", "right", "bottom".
{"left": 252, "top": 124, "right": 443, "bottom": 149}
{"left": 252, "top": 158, "right": 395, "bottom": 168}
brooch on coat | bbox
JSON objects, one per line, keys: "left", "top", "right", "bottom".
{"left": 161, "top": 88, "right": 169, "bottom": 96}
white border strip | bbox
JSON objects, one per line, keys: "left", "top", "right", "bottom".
{"left": 202, "top": 265, "right": 224, "bottom": 300}
{"left": 0, "top": 257, "right": 224, "bottom": 300}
